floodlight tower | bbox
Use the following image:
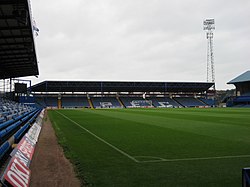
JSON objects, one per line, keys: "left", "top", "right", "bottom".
{"left": 203, "top": 19, "right": 215, "bottom": 88}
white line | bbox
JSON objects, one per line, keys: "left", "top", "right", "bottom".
{"left": 55, "top": 111, "right": 250, "bottom": 164}
{"left": 137, "top": 154, "right": 250, "bottom": 163}
{"left": 56, "top": 111, "right": 139, "bottom": 163}
{"left": 134, "top": 156, "right": 166, "bottom": 161}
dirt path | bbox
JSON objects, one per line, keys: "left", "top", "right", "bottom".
{"left": 29, "top": 111, "right": 81, "bottom": 187}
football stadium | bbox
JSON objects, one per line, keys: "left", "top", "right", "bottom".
{"left": 0, "top": 1, "right": 250, "bottom": 187}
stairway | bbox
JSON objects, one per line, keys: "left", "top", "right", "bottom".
{"left": 116, "top": 97, "right": 125, "bottom": 108}
{"left": 88, "top": 98, "right": 94, "bottom": 109}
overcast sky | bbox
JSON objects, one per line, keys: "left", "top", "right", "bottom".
{"left": 28, "top": 0, "right": 250, "bottom": 90}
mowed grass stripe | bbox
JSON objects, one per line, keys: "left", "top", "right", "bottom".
{"left": 112, "top": 108, "right": 250, "bottom": 126}
{"left": 56, "top": 110, "right": 139, "bottom": 162}
{"left": 82, "top": 108, "right": 250, "bottom": 144}
{"left": 56, "top": 110, "right": 250, "bottom": 164}
{"left": 48, "top": 110, "right": 144, "bottom": 186}
{"left": 48, "top": 108, "right": 250, "bottom": 187}
{"left": 56, "top": 109, "right": 250, "bottom": 158}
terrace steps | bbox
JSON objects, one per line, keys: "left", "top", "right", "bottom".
{"left": 88, "top": 98, "right": 94, "bottom": 109}
{"left": 197, "top": 98, "right": 208, "bottom": 105}
{"left": 116, "top": 97, "right": 125, "bottom": 108}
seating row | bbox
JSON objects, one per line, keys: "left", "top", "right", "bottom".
{"left": 0, "top": 98, "right": 35, "bottom": 123}
{"left": 0, "top": 98, "right": 41, "bottom": 161}
{"left": 34, "top": 96, "right": 214, "bottom": 108}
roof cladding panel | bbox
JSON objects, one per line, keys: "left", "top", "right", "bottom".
{"left": 30, "top": 81, "right": 214, "bottom": 93}
{"left": 227, "top": 71, "right": 250, "bottom": 84}
{"left": 0, "top": 0, "right": 39, "bottom": 79}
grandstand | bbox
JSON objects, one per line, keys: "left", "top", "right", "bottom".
{"left": 0, "top": 98, "right": 40, "bottom": 146}
{"left": 91, "top": 96, "right": 122, "bottom": 108}
{"left": 0, "top": 1, "right": 43, "bottom": 186}
{"left": 120, "top": 97, "right": 153, "bottom": 108}
{"left": 62, "top": 95, "right": 90, "bottom": 108}
{"left": 199, "top": 97, "right": 215, "bottom": 106}
{"left": 0, "top": 0, "right": 38, "bottom": 79}
{"left": 174, "top": 97, "right": 206, "bottom": 107}
{"left": 150, "top": 96, "right": 180, "bottom": 108}
{"left": 30, "top": 81, "right": 215, "bottom": 109}
{"left": 227, "top": 71, "right": 250, "bottom": 107}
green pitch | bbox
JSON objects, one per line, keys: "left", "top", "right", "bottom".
{"left": 48, "top": 108, "right": 250, "bottom": 187}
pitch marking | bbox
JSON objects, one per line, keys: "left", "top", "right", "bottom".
{"left": 55, "top": 111, "right": 250, "bottom": 164}
{"left": 134, "top": 156, "right": 167, "bottom": 161}
{"left": 56, "top": 111, "right": 139, "bottom": 163}
{"left": 135, "top": 154, "right": 250, "bottom": 163}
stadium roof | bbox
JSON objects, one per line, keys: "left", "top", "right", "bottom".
{"left": 30, "top": 81, "right": 214, "bottom": 93}
{"left": 227, "top": 71, "right": 250, "bottom": 84}
{"left": 0, "top": 0, "right": 39, "bottom": 79}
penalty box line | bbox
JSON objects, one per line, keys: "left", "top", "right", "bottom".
{"left": 56, "top": 111, "right": 139, "bottom": 163}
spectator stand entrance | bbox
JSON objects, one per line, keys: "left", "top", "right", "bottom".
{"left": 30, "top": 81, "right": 215, "bottom": 109}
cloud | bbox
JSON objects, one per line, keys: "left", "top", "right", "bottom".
{"left": 29, "top": 0, "right": 250, "bottom": 90}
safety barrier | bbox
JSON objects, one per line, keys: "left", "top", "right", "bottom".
{"left": 0, "top": 109, "right": 45, "bottom": 187}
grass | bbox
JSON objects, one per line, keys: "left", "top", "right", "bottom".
{"left": 48, "top": 108, "right": 250, "bottom": 186}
